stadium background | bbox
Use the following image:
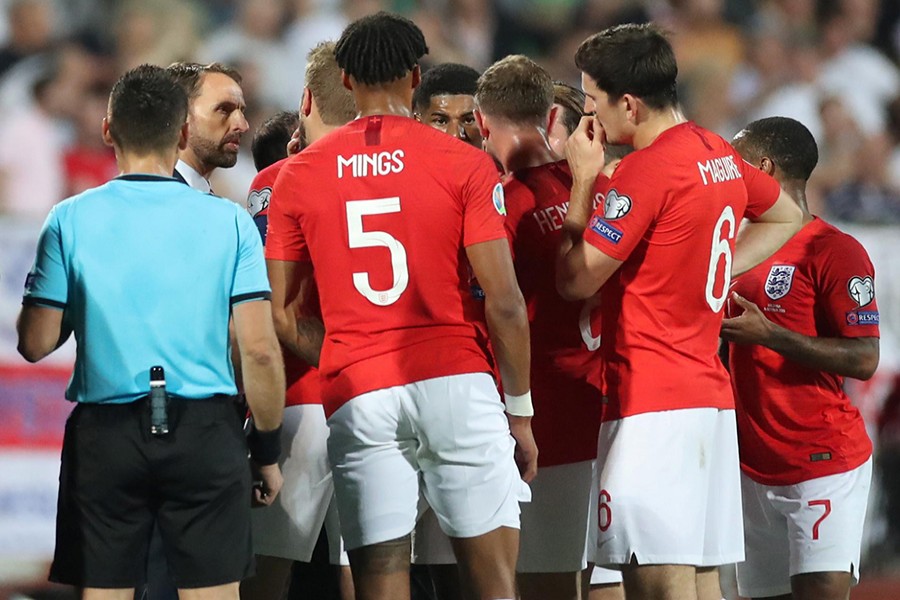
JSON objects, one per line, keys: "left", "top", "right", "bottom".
{"left": 1, "top": 0, "right": 900, "bottom": 598}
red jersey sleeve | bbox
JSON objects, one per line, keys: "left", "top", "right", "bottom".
{"left": 461, "top": 153, "right": 507, "bottom": 247}
{"left": 814, "top": 231, "right": 880, "bottom": 337}
{"left": 265, "top": 159, "right": 310, "bottom": 262}
{"left": 582, "top": 158, "right": 660, "bottom": 261}
{"left": 738, "top": 159, "right": 781, "bottom": 220}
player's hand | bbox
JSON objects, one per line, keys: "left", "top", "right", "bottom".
{"left": 286, "top": 126, "right": 303, "bottom": 156}
{"left": 720, "top": 292, "right": 775, "bottom": 345}
{"left": 565, "top": 115, "right": 606, "bottom": 183}
{"left": 251, "top": 462, "right": 284, "bottom": 507}
{"left": 507, "top": 415, "right": 538, "bottom": 483}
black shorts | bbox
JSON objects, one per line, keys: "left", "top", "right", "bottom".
{"left": 49, "top": 396, "right": 254, "bottom": 588}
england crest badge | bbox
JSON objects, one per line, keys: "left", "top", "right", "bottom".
{"left": 765, "top": 265, "right": 795, "bottom": 300}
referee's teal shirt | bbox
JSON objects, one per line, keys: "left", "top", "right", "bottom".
{"left": 23, "top": 174, "right": 271, "bottom": 403}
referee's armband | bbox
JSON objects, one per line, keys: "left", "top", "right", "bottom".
{"left": 247, "top": 424, "right": 282, "bottom": 465}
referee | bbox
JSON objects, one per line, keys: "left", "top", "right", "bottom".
{"left": 16, "top": 64, "right": 285, "bottom": 598}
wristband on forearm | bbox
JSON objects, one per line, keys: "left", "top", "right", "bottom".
{"left": 247, "top": 424, "right": 282, "bottom": 465}
{"left": 504, "top": 391, "right": 534, "bottom": 417}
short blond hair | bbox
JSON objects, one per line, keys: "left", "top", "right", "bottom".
{"left": 306, "top": 41, "right": 356, "bottom": 126}
{"left": 476, "top": 55, "right": 553, "bottom": 124}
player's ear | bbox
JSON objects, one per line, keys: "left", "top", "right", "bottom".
{"left": 101, "top": 116, "right": 114, "bottom": 147}
{"left": 411, "top": 64, "right": 421, "bottom": 89}
{"left": 622, "top": 93, "right": 639, "bottom": 123}
{"left": 341, "top": 70, "right": 352, "bottom": 92}
{"left": 546, "top": 105, "right": 559, "bottom": 133}
{"left": 301, "top": 88, "right": 312, "bottom": 117}
{"left": 759, "top": 156, "right": 776, "bottom": 176}
{"left": 177, "top": 121, "right": 189, "bottom": 151}
{"left": 475, "top": 109, "right": 489, "bottom": 139}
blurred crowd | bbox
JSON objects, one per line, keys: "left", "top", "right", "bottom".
{"left": 1, "top": 0, "right": 900, "bottom": 222}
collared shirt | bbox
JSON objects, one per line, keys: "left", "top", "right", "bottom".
{"left": 175, "top": 159, "right": 212, "bottom": 193}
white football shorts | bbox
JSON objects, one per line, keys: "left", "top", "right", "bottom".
{"left": 327, "top": 373, "right": 531, "bottom": 551}
{"left": 517, "top": 459, "right": 598, "bottom": 573}
{"left": 593, "top": 407, "right": 744, "bottom": 568}
{"left": 251, "top": 404, "right": 348, "bottom": 564}
{"left": 737, "top": 457, "right": 872, "bottom": 598}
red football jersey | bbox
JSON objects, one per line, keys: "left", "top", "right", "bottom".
{"left": 247, "top": 159, "right": 322, "bottom": 408}
{"left": 504, "top": 161, "right": 603, "bottom": 467}
{"left": 266, "top": 115, "right": 506, "bottom": 415}
{"left": 583, "top": 122, "right": 781, "bottom": 420}
{"left": 727, "top": 217, "right": 878, "bottom": 485}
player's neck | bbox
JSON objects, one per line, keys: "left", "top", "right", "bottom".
{"left": 116, "top": 149, "right": 178, "bottom": 177}
{"left": 494, "top": 127, "right": 557, "bottom": 174}
{"left": 784, "top": 181, "right": 813, "bottom": 221}
{"left": 354, "top": 88, "right": 414, "bottom": 119}
{"left": 632, "top": 105, "right": 686, "bottom": 150}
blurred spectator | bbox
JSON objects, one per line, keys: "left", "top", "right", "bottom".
{"left": 0, "top": 0, "right": 56, "bottom": 77}
{"left": 199, "top": 0, "right": 297, "bottom": 110}
{"left": 284, "top": 0, "right": 350, "bottom": 76}
{"left": 114, "top": 0, "right": 201, "bottom": 72}
{"left": 62, "top": 82, "right": 117, "bottom": 196}
{"left": 809, "top": 95, "right": 863, "bottom": 213}
{"left": 816, "top": 0, "right": 900, "bottom": 136}
{"left": 825, "top": 133, "right": 900, "bottom": 224}
{"left": 0, "top": 69, "right": 64, "bottom": 217}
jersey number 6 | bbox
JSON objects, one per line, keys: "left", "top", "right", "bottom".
{"left": 346, "top": 198, "right": 409, "bottom": 306}
{"left": 705, "top": 205, "right": 736, "bottom": 313}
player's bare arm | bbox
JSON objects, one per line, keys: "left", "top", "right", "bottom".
{"left": 557, "top": 116, "right": 623, "bottom": 300}
{"left": 721, "top": 292, "right": 879, "bottom": 380}
{"left": 16, "top": 305, "right": 70, "bottom": 362}
{"left": 466, "top": 237, "right": 538, "bottom": 482}
{"left": 732, "top": 188, "right": 803, "bottom": 277}
{"left": 233, "top": 298, "right": 285, "bottom": 505}
{"left": 266, "top": 258, "right": 324, "bottom": 367}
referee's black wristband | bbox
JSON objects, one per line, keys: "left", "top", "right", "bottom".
{"left": 247, "top": 424, "right": 282, "bottom": 466}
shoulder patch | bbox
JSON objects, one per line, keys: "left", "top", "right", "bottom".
{"left": 589, "top": 215, "right": 623, "bottom": 244}
{"left": 603, "top": 189, "right": 632, "bottom": 220}
{"left": 847, "top": 276, "right": 875, "bottom": 307}
{"left": 492, "top": 183, "right": 506, "bottom": 216}
{"left": 247, "top": 187, "right": 271, "bottom": 218}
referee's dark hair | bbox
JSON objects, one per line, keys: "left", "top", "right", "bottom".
{"left": 107, "top": 64, "right": 188, "bottom": 155}
{"left": 733, "top": 116, "right": 819, "bottom": 181}
{"left": 334, "top": 11, "right": 429, "bottom": 86}
{"left": 251, "top": 110, "right": 300, "bottom": 171}
{"left": 413, "top": 63, "right": 481, "bottom": 112}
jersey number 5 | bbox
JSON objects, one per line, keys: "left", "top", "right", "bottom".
{"left": 346, "top": 198, "right": 409, "bottom": 306}
{"left": 705, "top": 206, "right": 736, "bottom": 312}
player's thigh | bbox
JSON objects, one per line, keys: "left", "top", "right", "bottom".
{"left": 595, "top": 408, "right": 742, "bottom": 567}
{"left": 517, "top": 460, "right": 595, "bottom": 574}
{"left": 736, "top": 473, "right": 792, "bottom": 599}
{"left": 326, "top": 386, "right": 420, "bottom": 550}
{"left": 413, "top": 373, "right": 528, "bottom": 539}
{"left": 156, "top": 397, "right": 254, "bottom": 587}
{"left": 252, "top": 403, "right": 335, "bottom": 562}
{"left": 782, "top": 458, "right": 872, "bottom": 582}
{"left": 50, "top": 403, "right": 154, "bottom": 588}
{"left": 412, "top": 504, "right": 456, "bottom": 566}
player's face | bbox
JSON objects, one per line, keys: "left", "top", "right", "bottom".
{"left": 188, "top": 72, "right": 249, "bottom": 170}
{"left": 581, "top": 72, "right": 625, "bottom": 145}
{"left": 418, "top": 94, "right": 482, "bottom": 148}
